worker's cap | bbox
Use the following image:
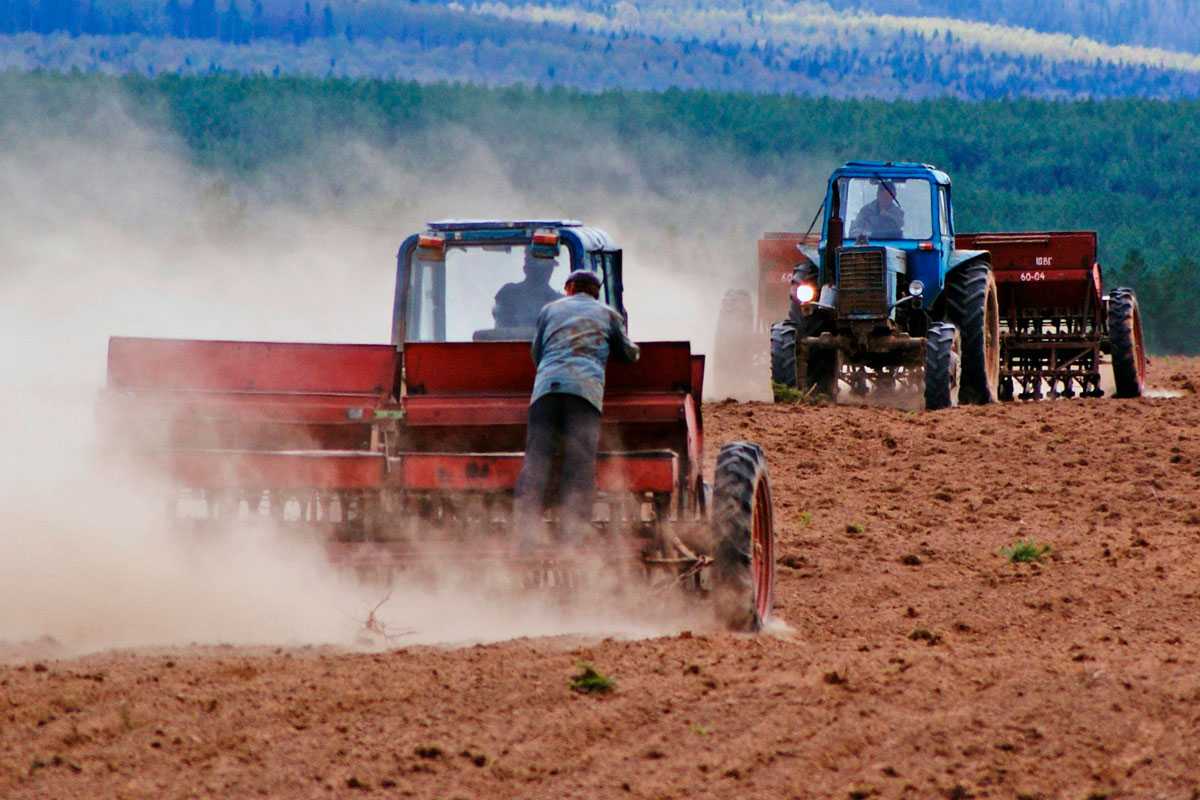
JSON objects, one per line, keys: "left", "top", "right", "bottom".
{"left": 565, "top": 270, "right": 603, "bottom": 289}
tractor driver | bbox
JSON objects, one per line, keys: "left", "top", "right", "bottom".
{"left": 492, "top": 248, "right": 565, "bottom": 330}
{"left": 514, "top": 269, "right": 641, "bottom": 551}
{"left": 849, "top": 181, "right": 905, "bottom": 240}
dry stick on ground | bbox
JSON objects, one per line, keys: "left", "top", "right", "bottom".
{"left": 362, "top": 588, "right": 417, "bottom": 643}
{"left": 647, "top": 537, "right": 712, "bottom": 594}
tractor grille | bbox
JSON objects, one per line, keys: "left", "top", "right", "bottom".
{"left": 837, "top": 249, "right": 887, "bottom": 318}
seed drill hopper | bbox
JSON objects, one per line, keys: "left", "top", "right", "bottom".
{"left": 103, "top": 220, "right": 776, "bottom": 631}
{"left": 958, "top": 231, "right": 1145, "bottom": 399}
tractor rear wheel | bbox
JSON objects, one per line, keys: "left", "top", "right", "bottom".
{"left": 1108, "top": 287, "right": 1146, "bottom": 398}
{"left": 711, "top": 442, "right": 775, "bottom": 632}
{"left": 769, "top": 320, "right": 798, "bottom": 388}
{"left": 924, "top": 322, "right": 961, "bottom": 410}
{"left": 945, "top": 260, "right": 1000, "bottom": 405}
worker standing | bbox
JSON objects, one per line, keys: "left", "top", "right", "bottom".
{"left": 514, "top": 269, "right": 640, "bottom": 550}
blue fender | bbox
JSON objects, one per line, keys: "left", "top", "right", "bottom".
{"left": 948, "top": 249, "right": 990, "bottom": 272}
{"left": 927, "top": 249, "right": 991, "bottom": 312}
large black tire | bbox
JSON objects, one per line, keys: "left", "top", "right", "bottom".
{"left": 769, "top": 320, "right": 798, "bottom": 388}
{"left": 711, "top": 442, "right": 775, "bottom": 632}
{"left": 923, "top": 322, "right": 961, "bottom": 410}
{"left": 944, "top": 260, "right": 1000, "bottom": 405}
{"left": 1108, "top": 287, "right": 1146, "bottom": 398}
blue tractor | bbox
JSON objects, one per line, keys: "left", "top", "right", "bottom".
{"left": 771, "top": 161, "right": 1000, "bottom": 409}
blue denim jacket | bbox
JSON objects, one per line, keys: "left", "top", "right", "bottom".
{"left": 530, "top": 294, "right": 641, "bottom": 412}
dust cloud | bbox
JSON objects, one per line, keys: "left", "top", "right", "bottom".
{"left": 1, "top": 90, "right": 816, "bottom": 654}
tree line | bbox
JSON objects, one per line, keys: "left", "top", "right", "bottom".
{"left": 1, "top": 71, "right": 1196, "bottom": 352}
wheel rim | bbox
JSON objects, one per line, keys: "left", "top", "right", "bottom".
{"left": 950, "top": 328, "right": 962, "bottom": 407}
{"left": 985, "top": 278, "right": 1000, "bottom": 391}
{"left": 1133, "top": 307, "right": 1147, "bottom": 388}
{"left": 750, "top": 476, "right": 775, "bottom": 624}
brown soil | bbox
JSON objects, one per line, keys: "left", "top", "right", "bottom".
{"left": 4, "top": 358, "right": 1200, "bottom": 799}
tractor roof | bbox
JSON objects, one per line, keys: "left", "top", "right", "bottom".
{"left": 427, "top": 219, "right": 583, "bottom": 232}
{"left": 421, "top": 220, "right": 616, "bottom": 252}
{"left": 835, "top": 161, "right": 951, "bottom": 186}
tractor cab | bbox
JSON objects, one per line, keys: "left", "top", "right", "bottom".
{"left": 393, "top": 220, "right": 623, "bottom": 345}
{"left": 800, "top": 162, "right": 956, "bottom": 319}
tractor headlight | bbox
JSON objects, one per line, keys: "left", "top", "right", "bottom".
{"left": 793, "top": 283, "right": 817, "bottom": 304}
{"left": 908, "top": 280, "right": 924, "bottom": 298}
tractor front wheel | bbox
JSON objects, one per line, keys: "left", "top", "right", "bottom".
{"left": 711, "top": 442, "right": 775, "bottom": 632}
{"left": 945, "top": 260, "right": 1000, "bottom": 404}
{"left": 1108, "top": 288, "right": 1146, "bottom": 398}
{"left": 924, "top": 322, "right": 961, "bottom": 410}
{"left": 769, "top": 320, "right": 798, "bottom": 388}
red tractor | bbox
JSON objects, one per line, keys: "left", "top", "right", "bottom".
{"left": 103, "top": 220, "right": 777, "bottom": 631}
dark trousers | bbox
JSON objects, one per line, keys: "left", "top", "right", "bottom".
{"left": 514, "top": 392, "right": 602, "bottom": 545}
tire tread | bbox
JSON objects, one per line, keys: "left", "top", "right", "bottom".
{"left": 769, "top": 321, "right": 798, "bottom": 388}
{"left": 1108, "top": 288, "right": 1144, "bottom": 398}
{"left": 711, "top": 442, "right": 773, "bottom": 632}
{"left": 945, "top": 261, "right": 999, "bottom": 405}
{"left": 924, "top": 322, "right": 958, "bottom": 410}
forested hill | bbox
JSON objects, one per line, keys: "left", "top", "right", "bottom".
{"left": 823, "top": 0, "right": 1200, "bottom": 53}
{"left": 4, "top": 0, "right": 1200, "bottom": 99}
{"left": 3, "top": 72, "right": 1197, "bottom": 351}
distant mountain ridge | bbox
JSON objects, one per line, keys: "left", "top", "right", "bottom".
{"left": 821, "top": 0, "right": 1200, "bottom": 54}
{"left": 2, "top": 0, "right": 1200, "bottom": 98}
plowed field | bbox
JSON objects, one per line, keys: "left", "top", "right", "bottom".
{"left": 3, "top": 359, "right": 1199, "bottom": 800}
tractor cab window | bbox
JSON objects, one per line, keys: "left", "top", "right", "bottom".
{"left": 406, "top": 242, "right": 572, "bottom": 342}
{"left": 597, "top": 251, "right": 624, "bottom": 318}
{"left": 938, "top": 186, "right": 952, "bottom": 237}
{"left": 838, "top": 177, "right": 933, "bottom": 242}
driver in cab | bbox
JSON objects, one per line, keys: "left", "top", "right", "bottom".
{"left": 492, "top": 247, "right": 564, "bottom": 330}
{"left": 849, "top": 181, "right": 905, "bottom": 240}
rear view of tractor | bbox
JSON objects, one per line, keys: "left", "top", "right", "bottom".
{"left": 765, "top": 162, "right": 1145, "bottom": 407}
{"left": 771, "top": 162, "right": 1000, "bottom": 410}
{"left": 103, "top": 220, "right": 777, "bottom": 632}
